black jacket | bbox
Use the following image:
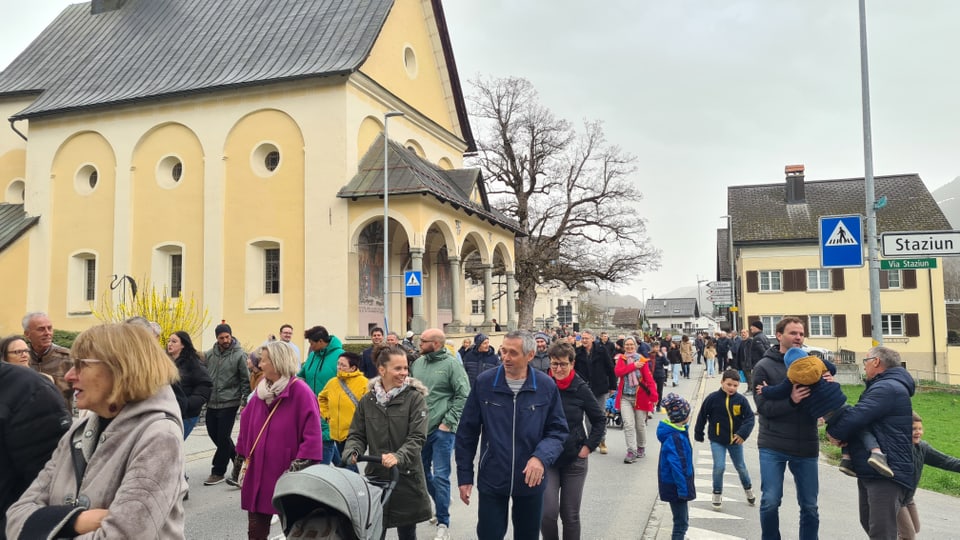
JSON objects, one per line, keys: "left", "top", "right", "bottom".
{"left": 716, "top": 337, "right": 730, "bottom": 363}
{"left": 360, "top": 346, "right": 379, "bottom": 379}
{"left": 462, "top": 347, "right": 500, "bottom": 388}
{"left": 694, "top": 388, "right": 755, "bottom": 445}
{"left": 652, "top": 352, "right": 669, "bottom": 382}
{"left": 574, "top": 343, "right": 616, "bottom": 397}
{"left": 732, "top": 337, "right": 751, "bottom": 371}
{"left": 667, "top": 347, "right": 682, "bottom": 365}
{"left": 176, "top": 353, "right": 213, "bottom": 418}
{"left": 555, "top": 373, "right": 606, "bottom": 468}
{"left": 0, "top": 364, "right": 72, "bottom": 534}
{"left": 749, "top": 332, "right": 772, "bottom": 369}
{"left": 752, "top": 347, "right": 819, "bottom": 457}
{"left": 827, "top": 366, "right": 916, "bottom": 488}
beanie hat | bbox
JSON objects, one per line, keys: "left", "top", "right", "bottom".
{"left": 750, "top": 320, "right": 763, "bottom": 331}
{"left": 783, "top": 347, "right": 808, "bottom": 368}
{"left": 215, "top": 323, "right": 232, "bottom": 336}
{"left": 662, "top": 393, "right": 691, "bottom": 423}
{"left": 474, "top": 333, "right": 489, "bottom": 347}
{"left": 535, "top": 332, "right": 550, "bottom": 343}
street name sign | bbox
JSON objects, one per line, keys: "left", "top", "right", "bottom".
{"left": 879, "top": 258, "right": 937, "bottom": 270}
{"left": 819, "top": 215, "right": 863, "bottom": 268}
{"left": 881, "top": 231, "right": 960, "bottom": 258}
{"left": 404, "top": 270, "right": 422, "bottom": 297}
{"left": 706, "top": 281, "right": 731, "bottom": 288}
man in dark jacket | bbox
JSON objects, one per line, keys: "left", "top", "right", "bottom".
{"left": 456, "top": 331, "right": 568, "bottom": 540}
{"left": 747, "top": 321, "right": 772, "bottom": 394}
{"left": 360, "top": 327, "right": 384, "bottom": 379}
{"left": 0, "top": 363, "right": 72, "bottom": 534}
{"left": 716, "top": 332, "right": 731, "bottom": 369}
{"left": 204, "top": 323, "right": 250, "bottom": 486}
{"left": 574, "top": 329, "right": 617, "bottom": 454}
{"left": 752, "top": 316, "right": 819, "bottom": 540}
{"left": 827, "top": 346, "right": 915, "bottom": 539}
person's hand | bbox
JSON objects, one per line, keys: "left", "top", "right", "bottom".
{"left": 381, "top": 453, "right": 398, "bottom": 468}
{"left": 790, "top": 384, "right": 811, "bottom": 404}
{"left": 822, "top": 372, "right": 835, "bottom": 383}
{"left": 826, "top": 433, "right": 846, "bottom": 447}
{"left": 75, "top": 509, "right": 109, "bottom": 535}
{"left": 459, "top": 484, "right": 473, "bottom": 505}
{"left": 578, "top": 446, "right": 590, "bottom": 459}
{"left": 694, "top": 434, "right": 704, "bottom": 443}
{"left": 522, "top": 456, "right": 545, "bottom": 487}
{"left": 438, "top": 423, "right": 450, "bottom": 432}
{"left": 732, "top": 435, "right": 744, "bottom": 445}
{"left": 755, "top": 382, "right": 766, "bottom": 395}
{"left": 344, "top": 452, "right": 359, "bottom": 466}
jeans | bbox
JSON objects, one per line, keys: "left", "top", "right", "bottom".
{"left": 759, "top": 448, "right": 819, "bottom": 540}
{"left": 710, "top": 441, "right": 752, "bottom": 493}
{"left": 620, "top": 395, "right": 646, "bottom": 452}
{"left": 681, "top": 362, "right": 690, "bottom": 378}
{"left": 858, "top": 477, "right": 907, "bottom": 539}
{"left": 541, "top": 457, "right": 588, "bottom": 540}
{"left": 669, "top": 501, "right": 688, "bottom": 540}
{"left": 671, "top": 364, "right": 681, "bottom": 385}
{"left": 477, "top": 490, "right": 543, "bottom": 540}
{"left": 654, "top": 379, "right": 665, "bottom": 409}
{"left": 334, "top": 440, "right": 359, "bottom": 473}
{"left": 206, "top": 406, "right": 239, "bottom": 476}
{"left": 321, "top": 440, "right": 339, "bottom": 465}
{"left": 183, "top": 416, "right": 199, "bottom": 439}
{"left": 706, "top": 358, "right": 717, "bottom": 376}
{"left": 422, "top": 429, "right": 455, "bottom": 526}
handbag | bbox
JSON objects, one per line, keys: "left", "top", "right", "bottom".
{"left": 238, "top": 397, "right": 283, "bottom": 488}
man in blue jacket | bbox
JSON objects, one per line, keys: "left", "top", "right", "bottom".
{"left": 826, "top": 346, "right": 915, "bottom": 539}
{"left": 455, "top": 330, "right": 569, "bottom": 540}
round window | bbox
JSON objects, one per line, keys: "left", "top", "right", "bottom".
{"left": 74, "top": 164, "right": 99, "bottom": 195}
{"left": 157, "top": 156, "right": 184, "bottom": 189}
{"left": 251, "top": 143, "right": 281, "bottom": 177}
{"left": 403, "top": 45, "right": 418, "bottom": 78}
{"left": 5, "top": 179, "right": 25, "bottom": 204}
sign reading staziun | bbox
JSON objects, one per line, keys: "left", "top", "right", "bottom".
{"left": 881, "top": 230, "right": 960, "bottom": 258}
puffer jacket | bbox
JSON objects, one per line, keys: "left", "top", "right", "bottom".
{"left": 752, "top": 347, "right": 819, "bottom": 457}
{"left": 204, "top": 338, "right": 250, "bottom": 409}
{"left": 318, "top": 370, "right": 369, "bottom": 442}
{"left": 826, "top": 366, "right": 916, "bottom": 488}
{"left": 462, "top": 346, "right": 499, "bottom": 388}
{"left": 657, "top": 420, "right": 695, "bottom": 503}
{"left": 693, "top": 388, "right": 755, "bottom": 445}
{"left": 531, "top": 350, "right": 551, "bottom": 373}
{"left": 5, "top": 387, "right": 186, "bottom": 539}
{"left": 297, "top": 336, "right": 344, "bottom": 395}
{"left": 554, "top": 373, "right": 606, "bottom": 468}
{"left": 760, "top": 357, "right": 846, "bottom": 421}
{"left": 175, "top": 352, "right": 212, "bottom": 418}
{"left": 343, "top": 377, "right": 432, "bottom": 529}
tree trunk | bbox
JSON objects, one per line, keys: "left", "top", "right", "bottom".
{"left": 518, "top": 275, "right": 538, "bottom": 330}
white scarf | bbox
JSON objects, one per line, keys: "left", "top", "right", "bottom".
{"left": 257, "top": 375, "right": 291, "bottom": 406}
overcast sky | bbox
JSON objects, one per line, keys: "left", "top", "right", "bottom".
{"left": 4, "top": 1, "right": 959, "bottom": 304}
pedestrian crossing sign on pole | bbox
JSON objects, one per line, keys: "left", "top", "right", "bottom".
{"left": 819, "top": 215, "right": 864, "bottom": 268}
{"left": 404, "top": 270, "right": 422, "bottom": 297}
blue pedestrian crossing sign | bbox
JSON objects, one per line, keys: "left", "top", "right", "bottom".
{"left": 819, "top": 215, "right": 864, "bottom": 268}
{"left": 404, "top": 270, "right": 422, "bottom": 297}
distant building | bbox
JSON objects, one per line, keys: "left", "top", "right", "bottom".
{"left": 644, "top": 298, "right": 713, "bottom": 336}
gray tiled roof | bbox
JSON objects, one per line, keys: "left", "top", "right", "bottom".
{"left": 338, "top": 134, "right": 521, "bottom": 233}
{"left": 645, "top": 298, "right": 697, "bottom": 319}
{"left": 612, "top": 308, "right": 640, "bottom": 326}
{"left": 727, "top": 174, "right": 951, "bottom": 244}
{"left": 0, "top": 204, "right": 39, "bottom": 253}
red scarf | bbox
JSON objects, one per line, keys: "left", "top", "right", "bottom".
{"left": 553, "top": 368, "right": 576, "bottom": 390}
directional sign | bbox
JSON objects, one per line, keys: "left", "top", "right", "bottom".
{"left": 707, "top": 294, "right": 732, "bottom": 302}
{"left": 706, "top": 281, "right": 731, "bottom": 289}
{"left": 404, "top": 270, "right": 422, "bottom": 297}
{"left": 880, "top": 258, "right": 937, "bottom": 270}
{"left": 881, "top": 231, "right": 960, "bottom": 258}
{"left": 819, "top": 215, "right": 863, "bottom": 268}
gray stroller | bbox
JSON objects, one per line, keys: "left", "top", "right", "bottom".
{"left": 273, "top": 456, "right": 399, "bottom": 540}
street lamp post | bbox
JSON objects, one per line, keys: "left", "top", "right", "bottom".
{"left": 720, "top": 215, "right": 738, "bottom": 333}
{"left": 383, "top": 111, "right": 404, "bottom": 334}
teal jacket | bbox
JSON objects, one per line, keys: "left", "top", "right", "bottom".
{"left": 410, "top": 349, "right": 470, "bottom": 434}
{"left": 297, "top": 335, "right": 343, "bottom": 440}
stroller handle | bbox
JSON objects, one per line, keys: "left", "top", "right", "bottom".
{"left": 341, "top": 454, "right": 400, "bottom": 507}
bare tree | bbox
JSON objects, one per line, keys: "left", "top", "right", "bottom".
{"left": 468, "top": 76, "right": 660, "bottom": 329}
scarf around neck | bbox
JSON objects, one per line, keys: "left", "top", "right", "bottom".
{"left": 257, "top": 375, "right": 291, "bottom": 406}
{"left": 553, "top": 368, "right": 576, "bottom": 390}
{"left": 373, "top": 376, "right": 410, "bottom": 406}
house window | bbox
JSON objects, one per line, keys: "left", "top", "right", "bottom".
{"left": 246, "top": 240, "right": 281, "bottom": 309}
{"left": 884, "top": 270, "right": 902, "bottom": 289}
{"left": 471, "top": 300, "right": 482, "bottom": 315}
{"left": 68, "top": 251, "right": 98, "bottom": 314}
{"left": 153, "top": 244, "right": 184, "bottom": 298}
{"left": 807, "top": 269, "right": 830, "bottom": 291}
{"left": 265, "top": 151, "right": 280, "bottom": 172}
{"left": 759, "top": 270, "right": 782, "bottom": 292}
{"left": 84, "top": 259, "right": 96, "bottom": 301}
{"left": 170, "top": 254, "right": 182, "bottom": 298}
{"left": 760, "top": 315, "right": 782, "bottom": 337}
{"left": 881, "top": 314, "right": 904, "bottom": 336}
{"left": 264, "top": 248, "right": 280, "bottom": 294}
{"left": 808, "top": 315, "right": 833, "bottom": 337}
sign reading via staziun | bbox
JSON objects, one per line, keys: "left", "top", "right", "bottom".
{"left": 880, "top": 230, "right": 960, "bottom": 258}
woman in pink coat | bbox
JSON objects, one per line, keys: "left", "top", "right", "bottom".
{"left": 236, "top": 341, "right": 325, "bottom": 540}
{"left": 614, "top": 336, "right": 659, "bottom": 462}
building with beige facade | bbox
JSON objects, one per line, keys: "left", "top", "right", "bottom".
{"left": 0, "top": 0, "right": 520, "bottom": 346}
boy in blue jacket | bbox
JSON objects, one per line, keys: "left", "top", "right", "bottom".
{"left": 694, "top": 369, "right": 755, "bottom": 510}
{"left": 658, "top": 393, "right": 695, "bottom": 540}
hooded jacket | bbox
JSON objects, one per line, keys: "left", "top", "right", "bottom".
{"left": 461, "top": 346, "right": 499, "bottom": 388}
{"left": 657, "top": 420, "right": 696, "bottom": 503}
{"left": 760, "top": 357, "right": 846, "bottom": 420}
{"left": 752, "top": 346, "right": 819, "bottom": 457}
{"left": 409, "top": 348, "right": 469, "bottom": 434}
{"left": 204, "top": 338, "right": 249, "bottom": 409}
{"left": 531, "top": 349, "right": 551, "bottom": 374}
{"left": 826, "top": 366, "right": 916, "bottom": 488}
{"left": 5, "top": 386, "right": 186, "bottom": 539}
{"left": 693, "top": 388, "right": 755, "bottom": 445}
{"left": 318, "top": 370, "right": 369, "bottom": 442}
{"left": 297, "top": 336, "right": 344, "bottom": 440}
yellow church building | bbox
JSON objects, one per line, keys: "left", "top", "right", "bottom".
{"left": 0, "top": 0, "right": 520, "bottom": 345}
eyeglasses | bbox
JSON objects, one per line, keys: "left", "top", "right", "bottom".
{"left": 861, "top": 356, "right": 878, "bottom": 365}
{"left": 6, "top": 348, "right": 30, "bottom": 356}
{"left": 549, "top": 362, "right": 572, "bottom": 369}
{"left": 72, "top": 358, "right": 104, "bottom": 372}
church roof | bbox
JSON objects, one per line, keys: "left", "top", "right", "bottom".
{"left": 0, "top": 204, "right": 39, "bottom": 253}
{"left": 339, "top": 134, "right": 521, "bottom": 233}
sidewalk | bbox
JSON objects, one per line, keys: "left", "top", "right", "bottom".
{"left": 183, "top": 420, "right": 238, "bottom": 463}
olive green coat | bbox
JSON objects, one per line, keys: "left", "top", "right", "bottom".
{"left": 343, "top": 377, "right": 432, "bottom": 529}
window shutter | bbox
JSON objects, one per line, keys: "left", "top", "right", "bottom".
{"left": 799, "top": 315, "right": 809, "bottom": 333}
{"left": 831, "top": 269, "right": 845, "bottom": 291}
{"left": 903, "top": 270, "right": 918, "bottom": 289}
{"left": 861, "top": 314, "right": 871, "bottom": 337}
{"left": 748, "top": 315, "right": 760, "bottom": 328}
{"left": 834, "top": 314, "right": 847, "bottom": 337}
{"left": 794, "top": 269, "right": 807, "bottom": 292}
{"left": 879, "top": 271, "right": 889, "bottom": 289}
{"left": 746, "top": 271, "right": 758, "bottom": 293}
{"left": 905, "top": 313, "right": 920, "bottom": 337}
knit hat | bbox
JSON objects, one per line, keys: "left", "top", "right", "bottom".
{"left": 535, "top": 332, "right": 550, "bottom": 343}
{"left": 662, "top": 393, "right": 691, "bottom": 423}
{"left": 474, "top": 333, "right": 489, "bottom": 347}
{"left": 783, "top": 347, "right": 808, "bottom": 368}
{"left": 214, "top": 323, "right": 232, "bottom": 337}
{"left": 750, "top": 320, "right": 763, "bottom": 331}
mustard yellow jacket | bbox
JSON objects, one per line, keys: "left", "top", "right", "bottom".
{"left": 318, "top": 369, "right": 369, "bottom": 442}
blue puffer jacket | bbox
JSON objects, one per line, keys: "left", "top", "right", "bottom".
{"left": 462, "top": 347, "right": 500, "bottom": 388}
{"left": 455, "top": 365, "right": 568, "bottom": 497}
{"left": 826, "top": 366, "right": 915, "bottom": 488}
{"left": 657, "top": 420, "right": 696, "bottom": 502}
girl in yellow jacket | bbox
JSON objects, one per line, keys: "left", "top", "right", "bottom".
{"left": 318, "top": 351, "right": 369, "bottom": 465}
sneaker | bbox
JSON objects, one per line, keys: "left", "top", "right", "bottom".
{"left": 183, "top": 490, "right": 189, "bottom": 501}
{"left": 712, "top": 492, "right": 722, "bottom": 510}
{"left": 429, "top": 516, "right": 438, "bottom": 525}
{"left": 598, "top": 441, "right": 608, "bottom": 455}
{"left": 636, "top": 447, "right": 645, "bottom": 458}
{"left": 624, "top": 450, "right": 637, "bottom": 464}
{"left": 744, "top": 487, "right": 755, "bottom": 506}
{"left": 868, "top": 452, "right": 894, "bottom": 478}
{"left": 203, "top": 474, "right": 225, "bottom": 486}
{"left": 838, "top": 458, "right": 857, "bottom": 477}
{"left": 434, "top": 524, "right": 450, "bottom": 540}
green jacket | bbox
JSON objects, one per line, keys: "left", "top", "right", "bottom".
{"left": 204, "top": 339, "right": 249, "bottom": 409}
{"left": 343, "top": 378, "right": 432, "bottom": 529}
{"left": 410, "top": 349, "right": 469, "bottom": 434}
{"left": 297, "top": 335, "right": 343, "bottom": 440}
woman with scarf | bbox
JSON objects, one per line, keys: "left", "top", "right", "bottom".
{"left": 236, "top": 341, "right": 324, "bottom": 540}
{"left": 343, "top": 346, "right": 432, "bottom": 540}
{"left": 540, "top": 342, "right": 605, "bottom": 540}
{"left": 614, "top": 336, "right": 659, "bottom": 462}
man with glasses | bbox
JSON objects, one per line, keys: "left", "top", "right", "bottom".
{"left": 827, "top": 347, "right": 915, "bottom": 539}
{"left": 22, "top": 312, "right": 72, "bottom": 410}
{"left": 410, "top": 328, "right": 470, "bottom": 540}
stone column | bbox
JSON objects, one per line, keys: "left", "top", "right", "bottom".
{"left": 410, "top": 247, "right": 427, "bottom": 333}
{"left": 448, "top": 256, "right": 463, "bottom": 332}
{"left": 506, "top": 271, "right": 517, "bottom": 330}
{"left": 482, "top": 264, "right": 494, "bottom": 329}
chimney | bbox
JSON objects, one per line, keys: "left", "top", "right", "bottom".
{"left": 785, "top": 164, "right": 805, "bottom": 204}
{"left": 91, "top": 0, "right": 127, "bottom": 15}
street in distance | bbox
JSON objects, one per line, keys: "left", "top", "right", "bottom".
{"left": 881, "top": 231, "right": 960, "bottom": 258}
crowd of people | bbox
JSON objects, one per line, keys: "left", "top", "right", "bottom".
{"left": 2, "top": 313, "right": 959, "bottom": 540}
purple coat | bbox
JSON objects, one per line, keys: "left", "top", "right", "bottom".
{"left": 236, "top": 378, "right": 324, "bottom": 514}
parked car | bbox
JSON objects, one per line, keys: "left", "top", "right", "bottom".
{"left": 802, "top": 345, "right": 835, "bottom": 363}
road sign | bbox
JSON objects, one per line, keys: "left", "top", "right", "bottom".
{"left": 707, "top": 287, "right": 731, "bottom": 295}
{"left": 880, "top": 258, "right": 937, "bottom": 270}
{"left": 707, "top": 295, "right": 732, "bottom": 303}
{"left": 404, "top": 270, "right": 422, "bottom": 297}
{"left": 819, "top": 215, "right": 864, "bottom": 268}
{"left": 881, "top": 230, "right": 960, "bottom": 258}
{"left": 714, "top": 304, "right": 732, "bottom": 308}
{"left": 706, "top": 281, "right": 731, "bottom": 288}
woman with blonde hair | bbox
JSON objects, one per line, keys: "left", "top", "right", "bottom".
{"left": 6, "top": 323, "right": 186, "bottom": 539}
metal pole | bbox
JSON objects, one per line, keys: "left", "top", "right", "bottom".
{"left": 383, "top": 111, "right": 404, "bottom": 334}
{"left": 859, "top": 0, "right": 883, "bottom": 346}
{"left": 728, "top": 215, "right": 738, "bottom": 333}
